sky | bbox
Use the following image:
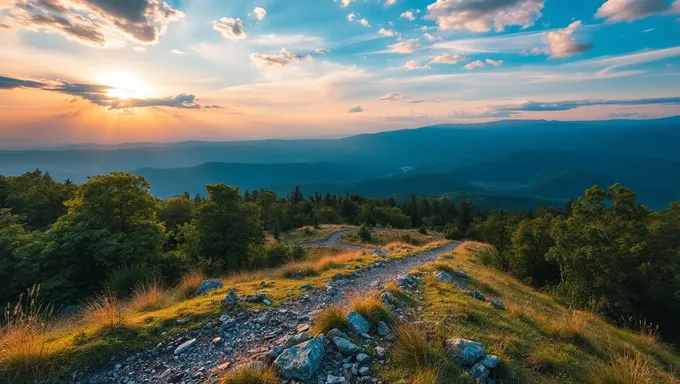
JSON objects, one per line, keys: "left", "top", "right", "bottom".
{"left": 0, "top": 0, "right": 679, "bottom": 147}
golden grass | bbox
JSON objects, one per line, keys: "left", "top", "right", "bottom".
{"left": 82, "top": 294, "right": 129, "bottom": 331}
{"left": 280, "top": 251, "right": 366, "bottom": 278}
{"left": 412, "top": 368, "right": 440, "bottom": 384}
{"left": 350, "top": 295, "right": 394, "bottom": 326}
{"left": 313, "top": 306, "right": 350, "bottom": 335}
{"left": 175, "top": 271, "right": 206, "bottom": 299}
{"left": 218, "top": 365, "right": 279, "bottom": 384}
{"left": 389, "top": 323, "right": 459, "bottom": 383}
{"left": 131, "top": 280, "right": 173, "bottom": 312}
{"left": 384, "top": 281, "right": 417, "bottom": 306}
{"left": 587, "top": 352, "right": 655, "bottom": 384}
{"left": 430, "top": 261, "right": 456, "bottom": 275}
{"left": 542, "top": 310, "right": 590, "bottom": 344}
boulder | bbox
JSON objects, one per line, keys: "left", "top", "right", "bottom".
{"left": 465, "top": 290, "right": 486, "bottom": 301}
{"left": 434, "top": 271, "right": 455, "bottom": 283}
{"left": 479, "top": 354, "right": 501, "bottom": 369}
{"left": 396, "top": 274, "right": 417, "bottom": 289}
{"left": 327, "top": 374, "right": 349, "bottom": 384}
{"left": 487, "top": 299, "right": 505, "bottom": 310}
{"left": 327, "top": 328, "right": 350, "bottom": 341}
{"left": 174, "top": 338, "right": 196, "bottom": 355}
{"left": 221, "top": 290, "right": 239, "bottom": 305}
{"left": 245, "top": 292, "right": 267, "bottom": 303}
{"left": 380, "top": 291, "right": 397, "bottom": 305}
{"left": 358, "top": 366, "right": 370, "bottom": 376}
{"left": 445, "top": 338, "right": 485, "bottom": 366}
{"left": 356, "top": 353, "right": 371, "bottom": 363}
{"left": 283, "top": 331, "right": 310, "bottom": 348}
{"left": 455, "top": 270, "right": 469, "bottom": 278}
{"left": 347, "top": 311, "right": 370, "bottom": 334}
{"left": 195, "top": 280, "right": 223, "bottom": 295}
{"left": 374, "top": 346, "right": 386, "bottom": 358}
{"left": 332, "top": 337, "right": 361, "bottom": 356}
{"left": 274, "top": 337, "right": 325, "bottom": 381}
{"left": 470, "top": 363, "right": 490, "bottom": 381}
{"left": 377, "top": 321, "right": 391, "bottom": 337}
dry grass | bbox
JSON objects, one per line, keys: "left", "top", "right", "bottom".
{"left": 350, "top": 295, "right": 394, "bottom": 326}
{"left": 218, "top": 364, "right": 279, "bottom": 384}
{"left": 390, "top": 323, "right": 458, "bottom": 383}
{"left": 542, "top": 310, "right": 590, "bottom": 344}
{"left": 412, "top": 368, "right": 440, "bottom": 384}
{"left": 175, "top": 271, "right": 206, "bottom": 299}
{"left": 587, "top": 352, "right": 655, "bottom": 384}
{"left": 384, "top": 282, "right": 416, "bottom": 305}
{"left": 280, "top": 251, "right": 366, "bottom": 279}
{"left": 313, "top": 306, "right": 350, "bottom": 335}
{"left": 81, "top": 294, "right": 129, "bottom": 331}
{"left": 430, "top": 261, "right": 456, "bottom": 275}
{"left": 131, "top": 280, "right": 173, "bottom": 312}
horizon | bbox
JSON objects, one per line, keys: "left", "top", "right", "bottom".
{"left": 1, "top": 0, "right": 680, "bottom": 146}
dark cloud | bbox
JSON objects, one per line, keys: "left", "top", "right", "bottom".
{"left": 0, "top": 74, "right": 201, "bottom": 109}
{"left": 203, "top": 105, "right": 223, "bottom": 109}
{"left": 347, "top": 105, "right": 364, "bottom": 113}
{"left": 409, "top": 100, "right": 426, "bottom": 104}
{"left": 8, "top": 0, "right": 183, "bottom": 46}
{"left": 494, "top": 96, "right": 680, "bottom": 113}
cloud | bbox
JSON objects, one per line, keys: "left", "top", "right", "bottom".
{"left": 425, "top": 0, "right": 544, "bottom": 32}
{"left": 250, "top": 49, "right": 312, "bottom": 68}
{"left": 347, "top": 13, "right": 356, "bottom": 21}
{"left": 0, "top": 74, "right": 201, "bottom": 109}
{"left": 389, "top": 41, "right": 420, "bottom": 53}
{"left": 6, "top": 0, "right": 184, "bottom": 46}
{"left": 431, "top": 53, "right": 466, "bottom": 64}
{"left": 347, "top": 105, "right": 364, "bottom": 113}
{"left": 314, "top": 48, "right": 330, "bottom": 55}
{"left": 596, "top": 0, "right": 680, "bottom": 22}
{"left": 378, "top": 28, "right": 396, "bottom": 36}
{"left": 339, "top": 0, "right": 352, "bottom": 7}
{"left": 448, "top": 109, "right": 513, "bottom": 118}
{"left": 133, "top": 46, "right": 146, "bottom": 52}
{"left": 538, "top": 20, "right": 593, "bottom": 58}
{"left": 359, "top": 18, "right": 370, "bottom": 27}
{"left": 404, "top": 60, "right": 430, "bottom": 70}
{"left": 490, "top": 96, "right": 680, "bottom": 114}
{"left": 214, "top": 17, "right": 246, "bottom": 40}
{"left": 385, "top": 0, "right": 397, "bottom": 7}
{"left": 170, "top": 49, "right": 186, "bottom": 54}
{"left": 423, "top": 33, "right": 436, "bottom": 41}
{"left": 464, "top": 60, "right": 486, "bottom": 70}
{"left": 485, "top": 59, "right": 503, "bottom": 66}
{"left": 400, "top": 11, "right": 415, "bottom": 21}
{"left": 251, "top": 34, "right": 323, "bottom": 47}
{"left": 379, "top": 93, "right": 404, "bottom": 101}
{"left": 252, "top": 7, "right": 266, "bottom": 20}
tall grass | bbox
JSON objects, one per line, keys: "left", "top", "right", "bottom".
{"left": 587, "top": 352, "right": 655, "bottom": 384}
{"left": 82, "top": 293, "right": 128, "bottom": 331}
{"left": 218, "top": 365, "right": 279, "bottom": 384}
{"left": 391, "top": 323, "right": 457, "bottom": 383}
{"left": 280, "top": 251, "right": 365, "bottom": 278}
{"left": 313, "top": 306, "right": 349, "bottom": 335}
{"left": 131, "top": 280, "right": 172, "bottom": 312}
{"left": 174, "top": 271, "right": 205, "bottom": 299}
{"left": 350, "top": 295, "right": 394, "bottom": 326}
{"left": 542, "top": 310, "right": 590, "bottom": 344}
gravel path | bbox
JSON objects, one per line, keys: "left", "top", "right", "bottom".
{"left": 79, "top": 233, "right": 460, "bottom": 384}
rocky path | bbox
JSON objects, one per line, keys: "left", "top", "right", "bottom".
{"left": 80, "top": 234, "right": 460, "bottom": 384}
{"left": 300, "top": 228, "right": 370, "bottom": 251}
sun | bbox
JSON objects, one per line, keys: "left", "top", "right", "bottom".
{"left": 98, "top": 71, "right": 152, "bottom": 100}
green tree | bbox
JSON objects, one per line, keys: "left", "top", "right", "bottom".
{"left": 509, "top": 215, "right": 559, "bottom": 287}
{"left": 157, "top": 195, "right": 194, "bottom": 230}
{"left": 5, "top": 170, "right": 74, "bottom": 228}
{"left": 359, "top": 223, "right": 372, "bottom": 242}
{"left": 457, "top": 200, "right": 474, "bottom": 235}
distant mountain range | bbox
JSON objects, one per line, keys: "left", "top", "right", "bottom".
{"left": 2, "top": 117, "right": 679, "bottom": 210}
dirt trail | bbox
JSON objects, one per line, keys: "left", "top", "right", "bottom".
{"left": 79, "top": 231, "right": 460, "bottom": 384}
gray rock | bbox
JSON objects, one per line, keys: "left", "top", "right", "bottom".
{"left": 300, "top": 284, "right": 313, "bottom": 291}
{"left": 211, "top": 337, "right": 222, "bottom": 346}
{"left": 332, "top": 337, "right": 361, "bottom": 356}
{"left": 376, "top": 321, "right": 391, "bottom": 337}
{"left": 434, "top": 271, "right": 455, "bottom": 283}
{"left": 270, "top": 345, "right": 284, "bottom": 358}
{"left": 347, "top": 311, "right": 370, "bottom": 334}
{"left": 479, "top": 354, "right": 501, "bottom": 369}
{"left": 358, "top": 366, "right": 370, "bottom": 376}
{"left": 327, "top": 374, "right": 350, "bottom": 384}
{"left": 396, "top": 274, "right": 417, "bottom": 289}
{"left": 221, "top": 290, "right": 239, "bottom": 305}
{"left": 356, "top": 353, "right": 371, "bottom": 364}
{"left": 455, "top": 270, "right": 469, "bottom": 278}
{"left": 173, "top": 339, "right": 196, "bottom": 355}
{"left": 487, "top": 299, "right": 505, "bottom": 310}
{"left": 470, "top": 363, "right": 490, "bottom": 381}
{"left": 465, "top": 290, "right": 486, "bottom": 301}
{"left": 195, "top": 279, "right": 223, "bottom": 295}
{"left": 374, "top": 346, "right": 386, "bottom": 358}
{"left": 262, "top": 298, "right": 272, "bottom": 306}
{"left": 274, "top": 337, "right": 325, "bottom": 381}
{"left": 246, "top": 292, "right": 267, "bottom": 303}
{"left": 327, "top": 328, "right": 350, "bottom": 341}
{"left": 380, "top": 291, "right": 397, "bottom": 305}
{"left": 373, "top": 249, "right": 387, "bottom": 257}
{"left": 284, "top": 331, "right": 310, "bottom": 348}
{"left": 445, "top": 338, "right": 485, "bottom": 365}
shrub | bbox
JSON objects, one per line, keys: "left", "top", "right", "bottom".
{"left": 587, "top": 352, "right": 654, "bottom": 384}
{"left": 401, "top": 234, "right": 413, "bottom": 244}
{"left": 131, "top": 280, "right": 172, "bottom": 312}
{"left": 475, "top": 246, "right": 503, "bottom": 269}
{"left": 359, "top": 224, "right": 372, "bottom": 242}
{"left": 302, "top": 226, "right": 314, "bottom": 235}
{"left": 350, "top": 295, "right": 393, "bottom": 326}
{"left": 442, "top": 223, "right": 460, "bottom": 240}
{"left": 174, "top": 271, "right": 205, "bottom": 299}
{"left": 418, "top": 225, "right": 428, "bottom": 235}
{"left": 82, "top": 293, "right": 128, "bottom": 331}
{"left": 219, "top": 365, "right": 279, "bottom": 384}
{"left": 313, "top": 306, "right": 350, "bottom": 335}
{"left": 105, "top": 264, "right": 160, "bottom": 298}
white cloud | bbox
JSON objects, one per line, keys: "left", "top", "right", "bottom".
{"left": 347, "top": 13, "right": 357, "bottom": 21}
{"left": 251, "top": 34, "right": 323, "bottom": 47}
{"left": 253, "top": 7, "right": 267, "bottom": 21}
{"left": 423, "top": 33, "right": 436, "bottom": 41}
{"left": 379, "top": 93, "right": 404, "bottom": 101}
{"left": 133, "top": 46, "right": 146, "bottom": 52}
{"left": 378, "top": 28, "right": 397, "bottom": 36}
{"left": 250, "top": 49, "right": 312, "bottom": 68}
{"left": 540, "top": 21, "right": 593, "bottom": 58}
{"left": 171, "top": 49, "right": 186, "bottom": 55}
{"left": 389, "top": 41, "right": 420, "bottom": 53}
{"left": 340, "top": 0, "right": 353, "bottom": 7}
{"left": 404, "top": 60, "right": 430, "bottom": 70}
{"left": 359, "top": 18, "right": 371, "bottom": 27}
{"left": 400, "top": 11, "right": 416, "bottom": 21}
{"left": 214, "top": 17, "right": 246, "bottom": 40}
{"left": 315, "top": 48, "right": 331, "bottom": 55}
{"left": 485, "top": 59, "right": 503, "bottom": 66}
{"left": 385, "top": 0, "right": 397, "bottom": 7}
{"left": 426, "top": 0, "right": 544, "bottom": 32}
{"left": 430, "top": 53, "right": 466, "bottom": 64}
{"left": 596, "top": 0, "right": 680, "bottom": 22}
{"left": 464, "top": 60, "right": 486, "bottom": 70}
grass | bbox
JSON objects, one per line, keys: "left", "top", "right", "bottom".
{"left": 280, "top": 251, "right": 366, "bottom": 278}
{"left": 342, "top": 228, "right": 440, "bottom": 247}
{"left": 587, "top": 352, "right": 655, "bottom": 384}
{"left": 275, "top": 224, "right": 350, "bottom": 245}
{"left": 82, "top": 294, "right": 129, "bottom": 331}
{"left": 131, "top": 280, "right": 172, "bottom": 312}
{"left": 384, "top": 281, "right": 417, "bottom": 305}
{"left": 350, "top": 295, "right": 394, "bottom": 326}
{"left": 218, "top": 365, "right": 279, "bottom": 384}
{"left": 313, "top": 306, "right": 350, "bottom": 335}
{"left": 175, "top": 271, "right": 205, "bottom": 299}
{"left": 542, "top": 310, "right": 590, "bottom": 345}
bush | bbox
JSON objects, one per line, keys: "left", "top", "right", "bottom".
{"left": 418, "top": 225, "right": 428, "bottom": 235}
{"left": 442, "top": 223, "right": 460, "bottom": 240}
{"left": 359, "top": 224, "right": 372, "bottom": 242}
{"left": 105, "top": 264, "right": 160, "bottom": 299}
{"left": 313, "top": 306, "right": 350, "bottom": 335}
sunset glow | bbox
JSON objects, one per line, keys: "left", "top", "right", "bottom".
{"left": 100, "top": 71, "right": 153, "bottom": 100}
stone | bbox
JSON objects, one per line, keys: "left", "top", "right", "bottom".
{"left": 347, "top": 311, "right": 370, "bottom": 334}
{"left": 470, "top": 363, "right": 490, "bottom": 381}
{"left": 396, "top": 274, "right": 417, "bottom": 289}
{"left": 221, "top": 290, "right": 239, "bottom": 305}
{"left": 465, "top": 290, "right": 486, "bottom": 301}
{"left": 211, "top": 337, "right": 222, "bottom": 346}
{"left": 284, "top": 331, "right": 310, "bottom": 348}
{"left": 262, "top": 298, "right": 272, "bottom": 306}
{"left": 374, "top": 346, "right": 386, "bottom": 358}
{"left": 376, "top": 321, "right": 391, "bottom": 337}
{"left": 332, "top": 337, "right": 361, "bottom": 356}
{"left": 327, "top": 328, "right": 350, "bottom": 341}
{"left": 274, "top": 337, "right": 325, "bottom": 381}
{"left": 434, "top": 271, "right": 455, "bottom": 283}
{"left": 455, "top": 270, "right": 468, "bottom": 278}
{"left": 297, "top": 324, "right": 311, "bottom": 333}
{"left": 195, "top": 279, "right": 224, "bottom": 295}
{"left": 380, "top": 291, "right": 397, "bottom": 305}
{"left": 373, "top": 249, "right": 387, "bottom": 257}
{"left": 174, "top": 339, "right": 196, "bottom": 355}
{"left": 358, "top": 366, "right": 370, "bottom": 376}
{"left": 356, "top": 353, "right": 371, "bottom": 364}
{"left": 327, "top": 374, "right": 350, "bottom": 384}
{"left": 270, "top": 345, "right": 284, "bottom": 358}
{"left": 300, "top": 284, "right": 313, "bottom": 291}
{"left": 479, "top": 354, "right": 501, "bottom": 369}
{"left": 487, "top": 299, "right": 505, "bottom": 310}
{"left": 246, "top": 292, "right": 267, "bottom": 303}
{"left": 445, "top": 338, "right": 485, "bottom": 366}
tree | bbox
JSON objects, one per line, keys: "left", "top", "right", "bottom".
{"left": 191, "top": 184, "right": 264, "bottom": 271}
{"left": 359, "top": 224, "right": 372, "bottom": 242}
{"left": 290, "top": 186, "right": 304, "bottom": 205}
{"left": 509, "top": 215, "right": 559, "bottom": 287}
{"left": 157, "top": 196, "right": 194, "bottom": 230}
{"left": 457, "top": 200, "right": 474, "bottom": 235}
{"left": 4, "top": 170, "right": 74, "bottom": 228}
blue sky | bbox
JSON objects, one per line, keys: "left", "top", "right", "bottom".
{"left": 0, "top": 0, "right": 679, "bottom": 146}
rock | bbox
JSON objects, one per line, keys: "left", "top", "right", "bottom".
{"left": 327, "top": 374, "right": 350, "bottom": 384}
{"left": 455, "top": 270, "right": 468, "bottom": 278}
{"left": 174, "top": 339, "right": 196, "bottom": 355}
{"left": 195, "top": 279, "right": 224, "bottom": 295}
{"left": 300, "top": 284, "right": 313, "bottom": 291}
{"left": 487, "top": 299, "right": 505, "bottom": 310}
{"left": 332, "top": 337, "right": 361, "bottom": 356}
{"left": 380, "top": 291, "right": 397, "bottom": 305}
{"left": 396, "top": 274, "right": 417, "bottom": 289}
{"left": 297, "top": 324, "right": 311, "bottom": 333}
{"left": 358, "top": 366, "right": 370, "bottom": 376}
{"left": 274, "top": 337, "right": 325, "bottom": 381}
{"left": 356, "top": 353, "right": 371, "bottom": 364}
{"left": 434, "top": 271, "right": 455, "bottom": 283}
{"left": 262, "top": 298, "right": 272, "bottom": 306}
{"left": 219, "top": 314, "right": 231, "bottom": 323}
{"left": 470, "top": 363, "right": 490, "bottom": 381}
{"left": 284, "top": 331, "right": 310, "bottom": 348}
{"left": 373, "top": 249, "right": 387, "bottom": 257}
{"left": 479, "top": 354, "right": 501, "bottom": 369}
{"left": 347, "top": 311, "right": 370, "bottom": 334}
{"left": 221, "top": 290, "right": 239, "bottom": 305}
{"left": 445, "top": 338, "right": 485, "bottom": 366}
{"left": 327, "top": 328, "right": 350, "bottom": 341}
{"left": 211, "top": 337, "right": 222, "bottom": 346}
{"left": 374, "top": 346, "right": 386, "bottom": 358}
{"left": 376, "top": 321, "right": 391, "bottom": 337}
{"left": 270, "top": 345, "right": 284, "bottom": 358}
{"left": 246, "top": 292, "right": 267, "bottom": 303}
{"left": 465, "top": 290, "right": 486, "bottom": 301}
{"left": 62, "top": 304, "right": 82, "bottom": 315}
